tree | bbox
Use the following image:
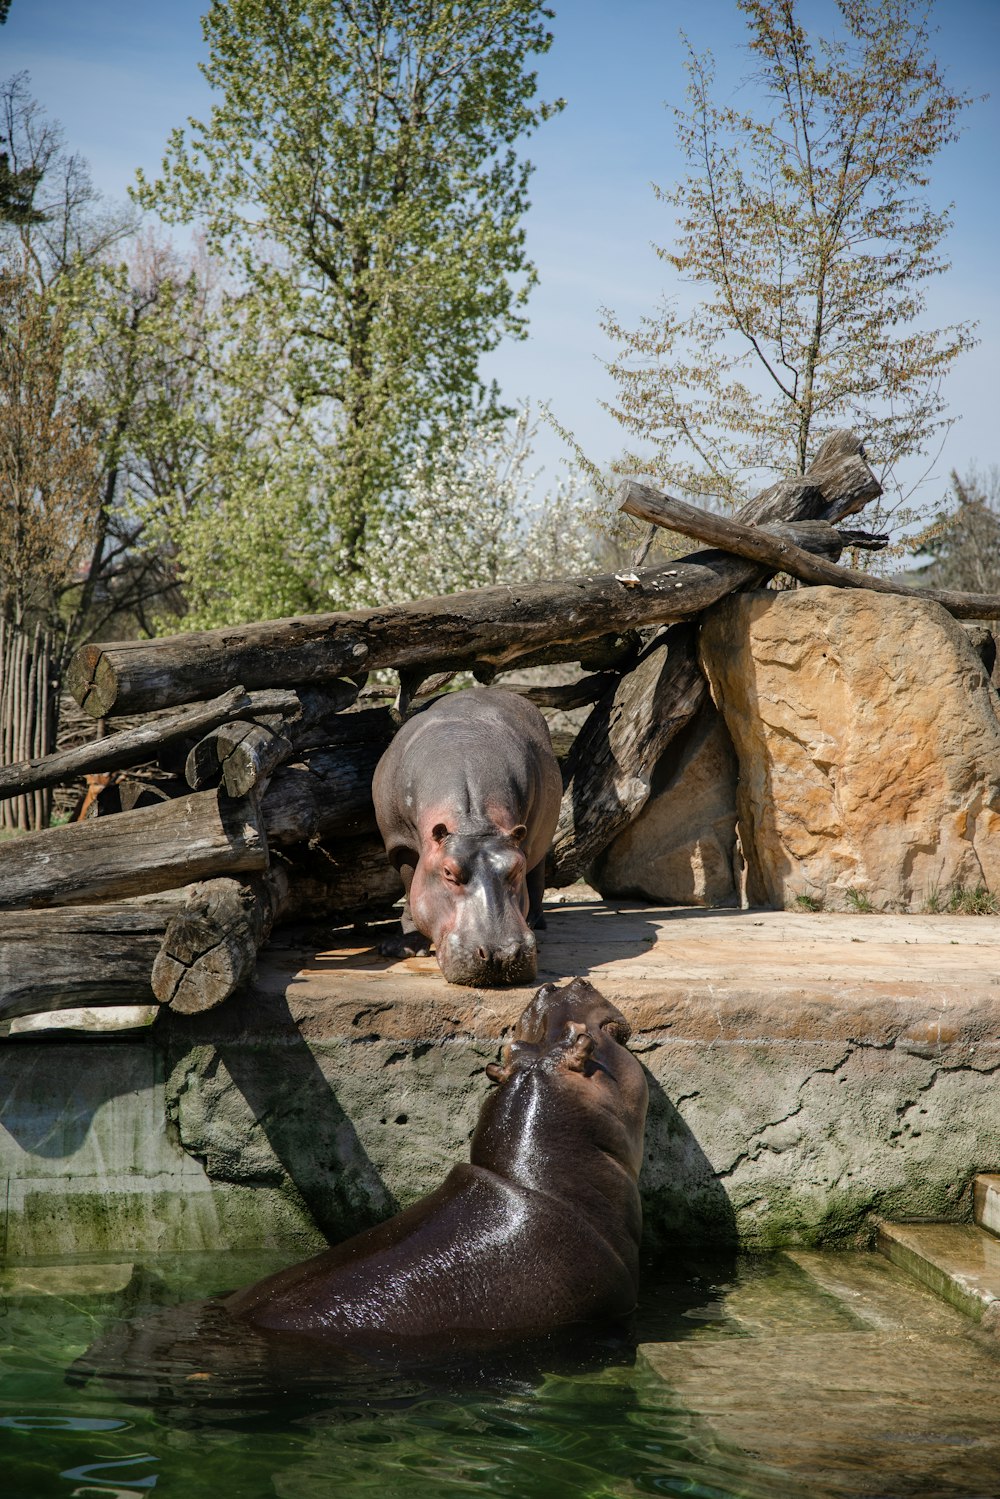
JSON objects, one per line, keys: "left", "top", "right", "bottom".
{"left": 135, "top": 0, "right": 562, "bottom": 570}
{"left": 0, "top": 262, "right": 99, "bottom": 629}
{"left": 914, "top": 465, "right": 1000, "bottom": 596}
{"left": 330, "top": 409, "right": 602, "bottom": 612}
{"left": 602, "top": 0, "right": 977, "bottom": 517}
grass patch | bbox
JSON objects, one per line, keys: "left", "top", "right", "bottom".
{"left": 844, "top": 887, "right": 874, "bottom": 914}
{"left": 794, "top": 893, "right": 821, "bottom": 912}
{"left": 923, "top": 883, "right": 999, "bottom": 916}
{"left": 947, "top": 885, "right": 999, "bottom": 916}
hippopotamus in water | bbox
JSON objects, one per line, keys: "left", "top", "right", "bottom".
{"left": 226, "top": 979, "right": 648, "bottom": 1350}
{"left": 372, "top": 687, "right": 562, "bottom": 986}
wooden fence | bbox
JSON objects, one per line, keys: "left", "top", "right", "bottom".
{"left": 0, "top": 619, "right": 55, "bottom": 832}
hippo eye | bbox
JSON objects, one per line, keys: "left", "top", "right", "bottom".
{"left": 601, "top": 1016, "right": 631, "bottom": 1045}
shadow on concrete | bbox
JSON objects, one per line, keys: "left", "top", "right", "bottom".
{"left": 0, "top": 1043, "right": 157, "bottom": 1159}
{"left": 164, "top": 989, "right": 397, "bottom": 1243}
{"left": 639, "top": 1072, "right": 738, "bottom": 1257}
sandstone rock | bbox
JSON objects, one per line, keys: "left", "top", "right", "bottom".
{"left": 699, "top": 587, "right": 1000, "bottom": 912}
{"left": 590, "top": 701, "right": 738, "bottom": 906}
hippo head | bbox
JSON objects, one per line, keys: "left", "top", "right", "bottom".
{"left": 409, "top": 825, "right": 537, "bottom": 987}
{"left": 473, "top": 978, "right": 649, "bottom": 1188}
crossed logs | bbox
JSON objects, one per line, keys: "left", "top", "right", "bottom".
{"left": 6, "top": 431, "right": 982, "bottom": 1028}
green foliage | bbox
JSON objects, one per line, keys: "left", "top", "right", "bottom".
{"left": 844, "top": 887, "right": 874, "bottom": 913}
{"left": 602, "top": 0, "right": 977, "bottom": 525}
{"left": 134, "top": 0, "right": 562, "bottom": 569}
{"left": 911, "top": 465, "right": 1000, "bottom": 595}
{"left": 331, "top": 409, "right": 602, "bottom": 609}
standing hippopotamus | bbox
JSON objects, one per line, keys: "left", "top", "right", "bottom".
{"left": 372, "top": 687, "right": 562, "bottom": 986}
{"left": 226, "top": 979, "right": 648, "bottom": 1348}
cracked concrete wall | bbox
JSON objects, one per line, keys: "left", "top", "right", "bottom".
{"left": 2, "top": 985, "right": 998, "bottom": 1257}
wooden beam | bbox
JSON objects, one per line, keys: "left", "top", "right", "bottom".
{"left": 0, "top": 789, "right": 268, "bottom": 909}
{"left": 618, "top": 482, "right": 1000, "bottom": 620}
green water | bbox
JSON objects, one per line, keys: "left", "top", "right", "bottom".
{"left": 0, "top": 1250, "right": 787, "bottom": 1499}
{"left": 1, "top": 1249, "right": 994, "bottom": 1498}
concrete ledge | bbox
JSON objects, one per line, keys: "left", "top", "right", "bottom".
{"left": 3, "top": 894, "right": 999, "bottom": 1258}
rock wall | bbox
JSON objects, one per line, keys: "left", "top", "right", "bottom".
{"left": 590, "top": 701, "right": 739, "bottom": 907}
{"left": 700, "top": 588, "right": 1000, "bottom": 912}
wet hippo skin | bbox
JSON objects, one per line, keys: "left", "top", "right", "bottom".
{"left": 371, "top": 687, "right": 562, "bottom": 986}
{"left": 226, "top": 979, "right": 649, "bottom": 1349}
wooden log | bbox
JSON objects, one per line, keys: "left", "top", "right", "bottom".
{"left": 274, "top": 836, "right": 403, "bottom": 925}
{"left": 261, "top": 736, "right": 392, "bottom": 846}
{"left": 0, "top": 900, "right": 181, "bottom": 1022}
{"left": 0, "top": 789, "right": 268, "bottom": 909}
{"left": 151, "top": 867, "right": 289, "bottom": 1014}
{"left": 65, "top": 432, "right": 881, "bottom": 719}
{"left": 0, "top": 686, "right": 306, "bottom": 803}
{"left": 184, "top": 681, "right": 363, "bottom": 792}
{"left": 549, "top": 431, "right": 881, "bottom": 880}
{"left": 548, "top": 623, "right": 707, "bottom": 883}
{"left": 618, "top": 481, "right": 1000, "bottom": 621}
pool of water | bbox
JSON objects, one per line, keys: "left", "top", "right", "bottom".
{"left": 0, "top": 1248, "right": 996, "bottom": 1498}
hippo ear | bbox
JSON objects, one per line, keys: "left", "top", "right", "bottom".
{"left": 431, "top": 823, "right": 449, "bottom": 844}
{"left": 510, "top": 824, "right": 527, "bottom": 845}
{"left": 486, "top": 1045, "right": 514, "bottom": 1085}
{"left": 602, "top": 1016, "right": 632, "bottom": 1045}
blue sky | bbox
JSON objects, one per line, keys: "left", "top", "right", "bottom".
{"left": 3, "top": 0, "right": 998, "bottom": 514}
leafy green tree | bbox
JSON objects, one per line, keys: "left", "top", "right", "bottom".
{"left": 602, "top": 0, "right": 977, "bottom": 519}
{"left": 135, "top": 0, "right": 562, "bottom": 570}
{"left": 914, "top": 466, "right": 1000, "bottom": 596}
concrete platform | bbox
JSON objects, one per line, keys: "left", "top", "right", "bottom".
{"left": 2, "top": 892, "right": 999, "bottom": 1259}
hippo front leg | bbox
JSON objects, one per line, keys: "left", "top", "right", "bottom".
{"left": 526, "top": 860, "right": 547, "bottom": 931}
{"left": 378, "top": 861, "right": 433, "bottom": 960}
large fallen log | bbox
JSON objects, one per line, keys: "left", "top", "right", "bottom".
{"left": 184, "top": 681, "right": 364, "bottom": 793}
{"left": 550, "top": 432, "right": 882, "bottom": 879}
{"left": 274, "top": 836, "right": 404, "bottom": 925}
{"left": 66, "top": 432, "right": 880, "bottom": 719}
{"left": 549, "top": 622, "right": 707, "bottom": 883}
{"left": 0, "top": 687, "right": 301, "bottom": 803}
{"left": 0, "top": 900, "right": 180, "bottom": 1022}
{"left": 262, "top": 737, "right": 391, "bottom": 846}
{"left": 0, "top": 789, "right": 268, "bottom": 909}
{"left": 151, "top": 867, "right": 289, "bottom": 1014}
{"left": 618, "top": 482, "right": 1000, "bottom": 620}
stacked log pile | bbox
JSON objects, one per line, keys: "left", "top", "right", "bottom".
{"left": 4, "top": 429, "right": 998, "bottom": 1030}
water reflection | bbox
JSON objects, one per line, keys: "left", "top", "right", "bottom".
{"left": 1, "top": 1249, "right": 998, "bottom": 1498}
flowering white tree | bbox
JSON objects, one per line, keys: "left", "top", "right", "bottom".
{"left": 331, "top": 410, "right": 604, "bottom": 610}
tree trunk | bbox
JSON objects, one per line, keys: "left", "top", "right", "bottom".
{"left": 261, "top": 737, "right": 391, "bottom": 845}
{"left": 274, "top": 836, "right": 403, "bottom": 925}
{"left": 548, "top": 623, "right": 707, "bottom": 883}
{"left": 65, "top": 432, "right": 880, "bottom": 719}
{"left": 151, "top": 867, "right": 289, "bottom": 1014}
{"left": 0, "top": 900, "right": 180, "bottom": 1022}
{"left": 0, "top": 788, "right": 268, "bottom": 909}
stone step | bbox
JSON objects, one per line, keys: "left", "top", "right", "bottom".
{"left": 639, "top": 1329, "right": 1000, "bottom": 1498}
{"left": 878, "top": 1219, "right": 1000, "bottom": 1330}
{"left": 638, "top": 1251, "right": 1000, "bottom": 1497}
{"left": 974, "top": 1172, "right": 1000, "bottom": 1238}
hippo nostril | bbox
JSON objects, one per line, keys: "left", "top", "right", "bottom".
{"left": 476, "top": 946, "right": 489, "bottom": 962}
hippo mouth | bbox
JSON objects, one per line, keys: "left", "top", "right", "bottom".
{"left": 486, "top": 978, "right": 633, "bottom": 1083}
{"left": 436, "top": 931, "right": 538, "bottom": 988}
